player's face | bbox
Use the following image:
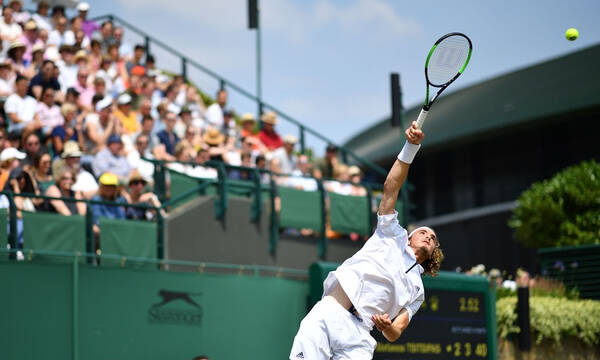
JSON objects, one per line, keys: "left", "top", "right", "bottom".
{"left": 410, "top": 228, "right": 438, "bottom": 258}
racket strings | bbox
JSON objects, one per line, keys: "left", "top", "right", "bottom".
{"left": 427, "top": 36, "right": 470, "bottom": 86}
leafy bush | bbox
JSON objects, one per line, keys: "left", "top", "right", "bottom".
{"left": 509, "top": 160, "right": 600, "bottom": 248}
{"left": 497, "top": 296, "right": 600, "bottom": 345}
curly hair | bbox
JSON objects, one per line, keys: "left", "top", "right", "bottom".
{"left": 421, "top": 246, "right": 444, "bottom": 277}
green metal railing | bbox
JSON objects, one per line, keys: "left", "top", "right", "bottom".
{"left": 90, "top": 13, "right": 389, "bottom": 178}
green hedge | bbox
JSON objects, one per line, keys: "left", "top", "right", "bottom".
{"left": 497, "top": 296, "right": 600, "bottom": 345}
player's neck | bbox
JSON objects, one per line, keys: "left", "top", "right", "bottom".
{"left": 410, "top": 245, "right": 427, "bottom": 264}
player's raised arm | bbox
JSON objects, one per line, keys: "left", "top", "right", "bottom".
{"left": 378, "top": 121, "right": 424, "bottom": 215}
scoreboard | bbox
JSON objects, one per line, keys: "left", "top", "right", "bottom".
{"left": 308, "top": 264, "right": 498, "bottom": 360}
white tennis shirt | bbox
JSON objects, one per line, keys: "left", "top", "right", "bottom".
{"left": 323, "top": 211, "right": 425, "bottom": 330}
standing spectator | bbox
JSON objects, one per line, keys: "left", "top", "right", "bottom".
{"left": 124, "top": 169, "right": 161, "bottom": 220}
{"left": 92, "top": 134, "right": 131, "bottom": 181}
{"left": 156, "top": 111, "right": 179, "bottom": 156}
{"left": 0, "top": 7, "right": 22, "bottom": 45}
{"left": 31, "top": 151, "right": 53, "bottom": 192}
{"left": 36, "top": 86, "right": 63, "bottom": 137}
{"left": 28, "top": 59, "right": 60, "bottom": 100}
{"left": 77, "top": 2, "right": 98, "bottom": 39}
{"left": 31, "top": 1, "right": 52, "bottom": 32}
{"left": 113, "top": 26, "right": 132, "bottom": 61}
{"left": 90, "top": 172, "right": 127, "bottom": 235}
{"left": 84, "top": 97, "right": 119, "bottom": 154}
{"left": 258, "top": 111, "right": 282, "bottom": 151}
{"left": 204, "top": 89, "right": 227, "bottom": 130}
{"left": 18, "top": 20, "right": 43, "bottom": 63}
{"left": 270, "top": 134, "right": 297, "bottom": 175}
{"left": 4, "top": 74, "right": 39, "bottom": 133}
{"left": 44, "top": 167, "right": 86, "bottom": 215}
{"left": 0, "top": 146, "right": 24, "bottom": 190}
{"left": 56, "top": 141, "right": 98, "bottom": 199}
{"left": 313, "top": 144, "right": 342, "bottom": 179}
{"left": 114, "top": 93, "right": 138, "bottom": 135}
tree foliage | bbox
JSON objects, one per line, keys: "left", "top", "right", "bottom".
{"left": 509, "top": 160, "right": 600, "bottom": 248}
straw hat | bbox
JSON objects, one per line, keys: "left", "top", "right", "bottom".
{"left": 8, "top": 41, "right": 26, "bottom": 52}
{"left": 61, "top": 141, "right": 83, "bottom": 158}
{"left": 203, "top": 128, "right": 225, "bottom": 146}
{"left": 283, "top": 134, "right": 298, "bottom": 144}
{"left": 348, "top": 165, "right": 361, "bottom": 176}
{"left": 74, "top": 50, "right": 88, "bottom": 62}
{"left": 240, "top": 113, "right": 256, "bottom": 123}
{"left": 127, "top": 169, "right": 147, "bottom": 185}
{"left": 261, "top": 111, "right": 278, "bottom": 125}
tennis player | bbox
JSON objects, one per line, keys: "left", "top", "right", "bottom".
{"left": 290, "top": 121, "right": 444, "bottom": 360}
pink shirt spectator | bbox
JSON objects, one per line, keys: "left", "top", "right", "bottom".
{"left": 74, "top": 83, "right": 95, "bottom": 107}
{"left": 18, "top": 34, "right": 43, "bottom": 63}
{"left": 37, "top": 102, "right": 64, "bottom": 132}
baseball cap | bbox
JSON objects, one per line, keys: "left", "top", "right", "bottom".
{"left": 99, "top": 173, "right": 118, "bottom": 186}
{"left": 326, "top": 144, "right": 338, "bottom": 152}
{"left": 95, "top": 97, "right": 112, "bottom": 112}
{"left": 77, "top": 2, "right": 90, "bottom": 11}
{"left": 0, "top": 147, "right": 26, "bottom": 162}
{"left": 107, "top": 134, "right": 123, "bottom": 145}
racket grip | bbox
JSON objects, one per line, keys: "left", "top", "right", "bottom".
{"left": 415, "top": 109, "right": 429, "bottom": 129}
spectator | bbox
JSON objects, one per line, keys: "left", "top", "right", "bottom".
{"left": 0, "top": 7, "right": 22, "bottom": 45}
{"left": 271, "top": 134, "right": 297, "bottom": 175}
{"left": 175, "top": 106, "right": 203, "bottom": 139}
{"left": 258, "top": 111, "right": 282, "bottom": 151}
{"left": 50, "top": 102, "right": 85, "bottom": 157}
{"left": 113, "top": 26, "right": 132, "bottom": 61}
{"left": 0, "top": 146, "right": 24, "bottom": 190}
{"left": 31, "top": 151, "right": 53, "bottom": 192}
{"left": 8, "top": 0, "right": 29, "bottom": 25}
{"left": 313, "top": 144, "right": 341, "bottom": 179}
{"left": 348, "top": 165, "right": 367, "bottom": 196}
{"left": 325, "top": 164, "right": 353, "bottom": 195}
{"left": 126, "top": 133, "right": 155, "bottom": 183}
{"left": 0, "top": 128, "right": 7, "bottom": 151}
{"left": 98, "top": 20, "right": 114, "bottom": 50}
{"left": 55, "top": 141, "right": 98, "bottom": 199}
{"left": 77, "top": 2, "right": 98, "bottom": 39}
{"left": 84, "top": 96, "right": 119, "bottom": 154}
{"left": 21, "top": 131, "right": 41, "bottom": 166}
{"left": 134, "top": 114, "right": 159, "bottom": 151}
{"left": 167, "top": 141, "right": 195, "bottom": 175}
{"left": 189, "top": 147, "right": 217, "bottom": 179}
{"left": 287, "top": 154, "right": 318, "bottom": 191}
{"left": 92, "top": 134, "right": 131, "bottom": 181}
{"left": 203, "top": 128, "right": 226, "bottom": 162}
{"left": 65, "top": 17, "right": 90, "bottom": 51}
{"left": 124, "top": 169, "right": 161, "bottom": 220}
{"left": 7, "top": 41, "right": 31, "bottom": 77}
{"left": 6, "top": 130, "right": 21, "bottom": 148}
{"left": 239, "top": 112, "right": 257, "bottom": 139}
{"left": 90, "top": 172, "right": 127, "bottom": 234}
{"left": 36, "top": 86, "right": 63, "bottom": 137}
{"left": 126, "top": 44, "right": 145, "bottom": 74}
{"left": 44, "top": 167, "right": 85, "bottom": 215}
{"left": 56, "top": 45, "right": 78, "bottom": 91}
{"left": 204, "top": 89, "right": 227, "bottom": 130}
{"left": 73, "top": 67, "right": 94, "bottom": 109}
{"left": 28, "top": 59, "right": 61, "bottom": 100}
{"left": 228, "top": 151, "right": 255, "bottom": 180}
{"left": 3, "top": 167, "right": 39, "bottom": 253}
{"left": 183, "top": 85, "right": 205, "bottom": 121}
{"left": 47, "top": 15, "right": 70, "bottom": 47}
{"left": 0, "top": 59, "right": 14, "bottom": 98}
{"left": 114, "top": 93, "right": 138, "bottom": 135}
{"left": 88, "top": 39, "right": 102, "bottom": 73}
{"left": 156, "top": 111, "right": 179, "bottom": 156}
{"left": 31, "top": 1, "right": 52, "bottom": 32}
{"left": 18, "top": 20, "right": 43, "bottom": 63}
{"left": 29, "top": 43, "right": 45, "bottom": 74}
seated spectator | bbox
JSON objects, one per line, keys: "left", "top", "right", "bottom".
{"left": 50, "top": 102, "right": 85, "bottom": 157}
{"left": 36, "top": 86, "right": 63, "bottom": 137}
{"left": 174, "top": 106, "right": 202, "bottom": 139}
{"left": 48, "top": 16, "right": 70, "bottom": 47}
{"left": 98, "top": 20, "right": 115, "bottom": 50}
{"left": 0, "top": 128, "right": 7, "bottom": 151}
{"left": 181, "top": 124, "right": 203, "bottom": 153}
{"left": 55, "top": 141, "right": 98, "bottom": 199}
{"left": 65, "top": 17, "right": 90, "bottom": 51}
{"left": 94, "top": 55, "right": 113, "bottom": 94}
{"left": 167, "top": 142, "right": 195, "bottom": 175}
{"left": 0, "top": 7, "right": 23, "bottom": 45}
{"left": 124, "top": 169, "right": 161, "bottom": 220}
{"left": 4, "top": 74, "right": 39, "bottom": 133}
{"left": 19, "top": 20, "right": 43, "bottom": 63}
{"left": 126, "top": 133, "right": 155, "bottom": 183}
{"left": 84, "top": 96, "right": 120, "bottom": 154}
{"left": 203, "top": 128, "right": 226, "bottom": 162}
{"left": 348, "top": 165, "right": 367, "bottom": 196}
{"left": 271, "top": 134, "right": 297, "bottom": 175}
{"left": 134, "top": 114, "right": 160, "bottom": 153}
{"left": 92, "top": 134, "right": 131, "bottom": 181}
{"left": 113, "top": 26, "right": 132, "bottom": 61}
{"left": 125, "top": 44, "right": 145, "bottom": 74}
{"left": 325, "top": 164, "right": 353, "bottom": 195}
{"left": 258, "top": 111, "right": 282, "bottom": 151}
{"left": 31, "top": 1, "right": 52, "bottom": 32}
{"left": 156, "top": 111, "right": 179, "bottom": 156}
{"left": 43, "top": 167, "right": 86, "bottom": 215}
{"left": 313, "top": 144, "right": 342, "bottom": 179}
{"left": 7, "top": 41, "right": 33, "bottom": 78}
{"left": 21, "top": 131, "right": 42, "bottom": 166}
{"left": 183, "top": 85, "right": 205, "bottom": 121}
{"left": 228, "top": 151, "right": 255, "bottom": 181}
{"left": 239, "top": 113, "right": 258, "bottom": 140}
{"left": 90, "top": 172, "right": 127, "bottom": 234}
{"left": 73, "top": 66, "right": 95, "bottom": 109}
{"left": 31, "top": 151, "right": 53, "bottom": 192}
{"left": 205, "top": 89, "right": 227, "bottom": 131}
{"left": 88, "top": 39, "right": 102, "bottom": 73}
{"left": 188, "top": 147, "right": 217, "bottom": 179}
{"left": 114, "top": 93, "right": 138, "bottom": 135}
{"left": 0, "top": 59, "right": 15, "bottom": 98}
{"left": 287, "top": 154, "right": 318, "bottom": 191}
{"left": 9, "top": 0, "right": 30, "bottom": 24}
{"left": 56, "top": 45, "right": 78, "bottom": 91}
{"left": 0, "top": 146, "right": 25, "bottom": 190}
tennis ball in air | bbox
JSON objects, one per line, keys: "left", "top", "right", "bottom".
{"left": 565, "top": 28, "right": 579, "bottom": 41}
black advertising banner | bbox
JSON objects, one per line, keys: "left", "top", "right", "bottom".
{"left": 373, "top": 289, "right": 489, "bottom": 360}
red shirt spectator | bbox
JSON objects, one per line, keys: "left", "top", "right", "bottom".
{"left": 258, "top": 111, "right": 282, "bottom": 151}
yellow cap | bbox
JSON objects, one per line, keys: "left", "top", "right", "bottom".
{"left": 99, "top": 172, "right": 119, "bottom": 186}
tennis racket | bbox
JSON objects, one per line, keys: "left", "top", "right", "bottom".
{"left": 416, "top": 32, "right": 472, "bottom": 128}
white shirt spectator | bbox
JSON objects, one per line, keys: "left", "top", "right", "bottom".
{"left": 31, "top": 13, "right": 52, "bottom": 32}
{"left": 187, "top": 165, "right": 218, "bottom": 180}
{"left": 205, "top": 102, "right": 224, "bottom": 128}
{"left": 4, "top": 92, "right": 37, "bottom": 131}
{"left": 324, "top": 180, "right": 353, "bottom": 195}
{"left": 0, "top": 20, "right": 22, "bottom": 41}
{"left": 118, "top": 42, "right": 133, "bottom": 59}
{"left": 126, "top": 150, "right": 155, "bottom": 183}
{"left": 287, "top": 171, "right": 318, "bottom": 192}
{"left": 271, "top": 147, "right": 297, "bottom": 175}
{"left": 72, "top": 169, "right": 99, "bottom": 193}
{"left": 55, "top": 60, "right": 78, "bottom": 92}
{"left": 0, "top": 75, "right": 13, "bottom": 95}
{"left": 48, "top": 29, "right": 74, "bottom": 47}
{"left": 323, "top": 211, "right": 425, "bottom": 329}
{"left": 64, "top": 30, "right": 90, "bottom": 48}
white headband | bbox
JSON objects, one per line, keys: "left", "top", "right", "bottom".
{"left": 408, "top": 226, "right": 436, "bottom": 240}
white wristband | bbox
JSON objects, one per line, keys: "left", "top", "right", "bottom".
{"left": 397, "top": 141, "right": 421, "bottom": 164}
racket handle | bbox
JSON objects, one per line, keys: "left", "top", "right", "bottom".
{"left": 415, "top": 109, "right": 429, "bottom": 129}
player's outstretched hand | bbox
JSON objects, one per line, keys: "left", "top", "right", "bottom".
{"left": 372, "top": 313, "right": 393, "bottom": 332}
{"left": 405, "top": 121, "right": 425, "bottom": 145}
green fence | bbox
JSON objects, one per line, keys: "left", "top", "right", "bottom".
{"left": 539, "top": 244, "right": 600, "bottom": 299}
{"left": 0, "top": 250, "right": 308, "bottom": 360}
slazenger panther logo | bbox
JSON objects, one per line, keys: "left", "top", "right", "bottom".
{"left": 148, "top": 290, "right": 203, "bottom": 326}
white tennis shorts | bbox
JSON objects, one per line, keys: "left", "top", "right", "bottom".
{"left": 289, "top": 296, "right": 377, "bottom": 360}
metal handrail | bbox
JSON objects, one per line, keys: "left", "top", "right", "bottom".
{"left": 90, "top": 13, "right": 388, "bottom": 178}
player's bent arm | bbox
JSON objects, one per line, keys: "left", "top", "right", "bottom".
{"left": 384, "top": 309, "right": 410, "bottom": 342}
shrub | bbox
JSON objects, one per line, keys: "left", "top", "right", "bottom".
{"left": 496, "top": 296, "right": 600, "bottom": 345}
{"left": 509, "top": 160, "right": 600, "bottom": 248}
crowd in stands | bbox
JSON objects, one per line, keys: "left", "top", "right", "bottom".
{"left": 0, "top": 1, "right": 371, "bottom": 256}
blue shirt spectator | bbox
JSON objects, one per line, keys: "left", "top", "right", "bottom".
{"left": 156, "top": 111, "right": 179, "bottom": 155}
{"left": 90, "top": 172, "right": 127, "bottom": 225}
{"left": 92, "top": 135, "right": 132, "bottom": 181}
